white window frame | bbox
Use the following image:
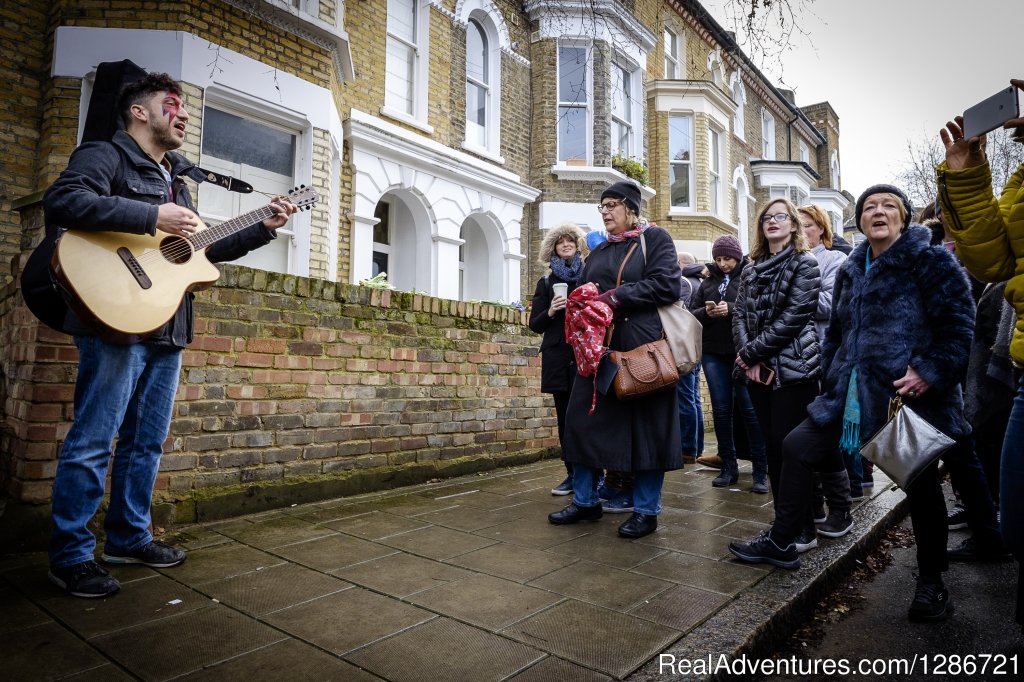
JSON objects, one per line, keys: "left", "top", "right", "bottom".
{"left": 663, "top": 28, "right": 682, "bottom": 79}
{"left": 198, "top": 88, "right": 312, "bottom": 276}
{"left": 557, "top": 41, "right": 593, "bottom": 163}
{"left": 769, "top": 184, "right": 788, "bottom": 199}
{"left": 830, "top": 150, "right": 841, "bottom": 190}
{"left": 761, "top": 108, "right": 776, "bottom": 159}
{"left": 730, "top": 73, "right": 746, "bottom": 141}
{"left": 611, "top": 53, "right": 642, "bottom": 160}
{"left": 463, "top": 11, "right": 502, "bottom": 159}
{"left": 669, "top": 113, "right": 695, "bottom": 211}
{"left": 794, "top": 187, "right": 809, "bottom": 207}
{"left": 709, "top": 126, "right": 724, "bottom": 216}
{"left": 799, "top": 140, "right": 810, "bottom": 165}
{"left": 382, "top": 0, "right": 432, "bottom": 132}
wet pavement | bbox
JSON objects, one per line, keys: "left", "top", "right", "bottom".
{"left": 0, "top": 457, "right": 901, "bottom": 681}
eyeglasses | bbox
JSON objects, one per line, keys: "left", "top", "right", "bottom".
{"left": 760, "top": 213, "right": 792, "bottom": 224}
{"left": 597, "top": 200, "right": 623, "bottom": 213}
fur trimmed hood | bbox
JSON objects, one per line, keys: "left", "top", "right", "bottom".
{"left": 539, "top": 223, "right": 586, "bottom": 265}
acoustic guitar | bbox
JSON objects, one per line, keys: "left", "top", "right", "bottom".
{"left": 26, "top": 185, "right": 317, "bottom": 339}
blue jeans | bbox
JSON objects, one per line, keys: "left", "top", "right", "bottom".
{"left": 49, "top": 336, "right": 182, "bottom": 569}
{"left": 572, "top": 465, "right": 665, "bottom": 515}
{"left": 1002, "top": 376, "right": 1024, "bottom": 558}
{"left": 677, "top": 366, "right": 704, "bottom": 455}
{"left": 701, "top": 354, "right": 767, "bottom": 475}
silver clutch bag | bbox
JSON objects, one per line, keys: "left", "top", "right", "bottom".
{"left": 859, "top": 396, "right": 955, "bottom": 490}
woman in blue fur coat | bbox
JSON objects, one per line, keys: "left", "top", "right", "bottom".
{"left": 729, "top": 185, "right": 1002, "bottom": 622}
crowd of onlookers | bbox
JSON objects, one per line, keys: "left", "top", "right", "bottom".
{"left": 531, "top": 78, "right": 1024, "bottom": 629}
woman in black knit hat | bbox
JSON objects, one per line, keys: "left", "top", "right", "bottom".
{"left": 549, "top": 181, "right": 682, "bottom": 539}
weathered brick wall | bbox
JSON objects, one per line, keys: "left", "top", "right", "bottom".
{"left": 0, "top": 1, "right": 49, "bottom": 287}
{"left": 0, "top": 263, "right": 557, "bottom": 532}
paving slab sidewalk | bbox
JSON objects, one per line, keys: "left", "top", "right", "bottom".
{"left": 0, "top": 457, "right": 902, "bottom": 681}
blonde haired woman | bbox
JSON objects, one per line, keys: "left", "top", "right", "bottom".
{"left": 530, "top": 222, "right": 587, "bottom": 495}
{"left": 733, "top": 197, "right": 822, "bottom": 551}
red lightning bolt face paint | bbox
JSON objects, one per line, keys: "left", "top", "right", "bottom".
{"left": 161, "top": 93, "right": 182, "bottom": 124}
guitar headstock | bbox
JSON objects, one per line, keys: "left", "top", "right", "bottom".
{"left": 286, "top": 185, "right": 319, "bottom": 211}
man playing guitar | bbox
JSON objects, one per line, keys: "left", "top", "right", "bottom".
{"left": 44, "top": 72, "right": 297, "bottom": 597}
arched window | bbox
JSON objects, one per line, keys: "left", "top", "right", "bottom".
{"left": 466, "top": 18, "right": 489, "bottom": 148}
{"left": 463, "top": 12, "right": 502, "bottom": 157}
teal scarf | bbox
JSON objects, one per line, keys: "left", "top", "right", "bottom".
{"left": 839, "top": 367, "right": 860, "bottom": 454}
{"left": 839, "top": 248, "right": 874, "bottom": 455}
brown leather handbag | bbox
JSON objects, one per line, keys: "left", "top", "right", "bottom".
{"left": 607, "top": 241, "right": 680, "bottom": 400}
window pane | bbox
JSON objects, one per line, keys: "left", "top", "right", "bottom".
{"left": 612, "top": 120, "right": 630, "bottom": 158}
{"left": 467, "top": 19, "right": 487, "bottom": 84}
{"left": 202, "top": 108, "right": 295, "bottom": 176}
{"left": 670, "top": 163, "right": 690, "bottom": 208}
{"left": 612, "top": 64, "right": 630, "bottom": 121}
{"left": 374, "top": 201, "right": 390, "bottom": 244}
{"left": 387, "top": 0, "right": 416, "bottom": 42}
{"left": 466, "top": 82, "right": 487, "bottom": 146}
{"left": 710, "top": 130, "right": 720, "bottom": 171}
{"left": 558, "top": 106, "right": 587, "bottom": 161}
{"left": 385, "top": 38, "right": 414, "bottom": 113}
{"left": 668, "top": 115, "right": 691, "bottom": 161}
{"left": 372, "top": 251, "right": 389, "bottom": 276}
{"left": 558, "top": 47, "right": 587, "bottom": 103}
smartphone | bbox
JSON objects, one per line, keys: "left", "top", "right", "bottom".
{"left": 705, "top": 300, "right": 716, "bottom": 308}
{"left": 962, "top": 86, "right": 1020, "bottom": 140}
{"left": 753, "top": 365, "right": 775, "bottom": 385}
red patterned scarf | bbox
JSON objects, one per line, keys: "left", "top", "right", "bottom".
{"left": 564, "top": 282, "right": 613, "bottom": 414}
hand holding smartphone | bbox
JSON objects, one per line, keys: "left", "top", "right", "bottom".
{"left": 752, "top": 365, "right": 774, "bottom": 385}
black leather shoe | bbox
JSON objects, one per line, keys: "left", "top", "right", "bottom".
{"left": 617, "top": 512, "right": 657, "bottom": 538}
{"left": 549, "top": 503, "right": 602, "bottom": 525}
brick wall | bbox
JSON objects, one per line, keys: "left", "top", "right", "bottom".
{"left": 0, "top": 263, "right": 558, "bottom": 534}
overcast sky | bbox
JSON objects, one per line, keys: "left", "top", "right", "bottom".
{"left": 704, "top": 0, "right": 1023, "bottom": 201}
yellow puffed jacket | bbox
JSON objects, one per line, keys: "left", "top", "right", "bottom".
{"left": 937, "top": 154, "right": 1024, "bottom": 365}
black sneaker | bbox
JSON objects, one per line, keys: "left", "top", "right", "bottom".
{"left": 812, "top": 502, "right": 827, "bottom": 524}
{"left": 908, "top": 574, "right": 953, "bottom": 622}
{"left": 48, "top": 560, "right": 120, "bottom": 598}
{"left": 817, "top": 510, "right": 854, "bottom": 538}
{"left": 947, "top": 505, "right": 968, "bottom": 530}
{"left": 794, "top": 527, "right": 818, "bottom": 553}
{"left": 102, "top": 540, "right": 186, "bottom": 568}
{"left": 551, "top": 476, "right": 573, "bottom": 496}
{"left": 947, "top": 537, "right": 1013, "bottom": 562}
{"left": 729, "top": 532, "right": 800, "bottom": 569}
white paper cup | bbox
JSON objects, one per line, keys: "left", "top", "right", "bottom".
{"left": 552, "top": 283, "right": 568, "bottom": 298}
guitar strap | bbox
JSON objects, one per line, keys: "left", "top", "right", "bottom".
{"left": 189, "top": 167, "right": 254, "bottom": 194}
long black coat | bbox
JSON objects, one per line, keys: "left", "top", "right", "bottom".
{"left": 689, "top": 260, "right": 746, "bottom": 356}
{"left": 807, "top": 226, "right": 975, "bottom": 439}
{"left": 528, "top": 273, "right": 579, "bottom": 393}
{"left": 733, "top": 244, "right": 821, "bottom": 386}
{"left": 562, "top": 226, "right": 683, "bottom": 472}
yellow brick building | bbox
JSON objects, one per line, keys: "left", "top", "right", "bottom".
{"left": 2, "top": 0, "right": 848, "bottom": 308}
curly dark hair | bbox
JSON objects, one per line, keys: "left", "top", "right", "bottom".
{"left": 118, "top": 72, "right": 182, "bottom": 126}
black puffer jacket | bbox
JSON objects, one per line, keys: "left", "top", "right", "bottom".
{"left": 733, "top": 244, "right": 821, "bottom": 386}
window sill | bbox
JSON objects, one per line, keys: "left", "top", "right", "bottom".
{"left": 379, "top": 106, "right": 434, "bottom": 135}
{"left": 461, "top": 141, "right": 505, "bottom": 165}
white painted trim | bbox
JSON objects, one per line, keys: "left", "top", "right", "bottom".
{"left": 649, "top": 80, "right": 736, "bottom": 131}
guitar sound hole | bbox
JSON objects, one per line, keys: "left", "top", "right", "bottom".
{"left": 160, "top": 236, "right": 192, "bottom": 264}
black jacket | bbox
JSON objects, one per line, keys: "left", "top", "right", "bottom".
{"left": 733, "top": 244, "right": 821, "bottom": 386}
{"left": 43, "top": 130, "right": 275, "bottom": 347}
{"left": 528, "top": 273, "right": 579, "bottom": 393}
{"left": 563, "top": 226, "right": 683, "bottom": 472}
{"left": 689, "top": 260, "right": 746, "bottom": 356}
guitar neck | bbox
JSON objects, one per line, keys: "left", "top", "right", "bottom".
{"left": 190, "top": 204, "right": 277, "bottom": 249}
